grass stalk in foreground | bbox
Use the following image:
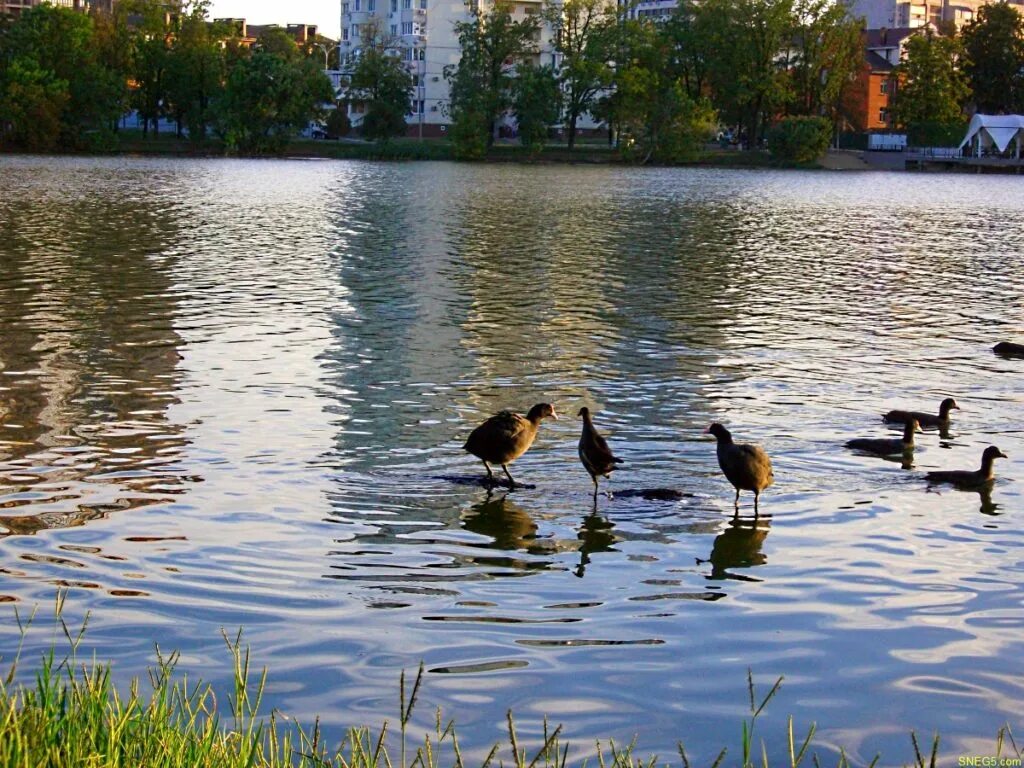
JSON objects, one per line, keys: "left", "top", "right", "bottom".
{"left": 0, "top": 595, "right": 1020, "bottom": 768}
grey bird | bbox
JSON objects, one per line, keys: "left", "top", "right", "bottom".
{"left": 705, "top": 423, "right": 774, "bottom": 512}
{"left": 925, "top": 446, "right": 1007, "bottom": 489}
{"left": 577, "top": 407, "right": 623, "bottom": 499}
{"left": 883, "top": 398, "right": 959, "bottom": 430}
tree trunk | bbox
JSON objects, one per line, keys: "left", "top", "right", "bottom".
{"left": 568, "top": 112, "right": 577, "bottom": 151}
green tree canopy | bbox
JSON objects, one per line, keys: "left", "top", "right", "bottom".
{"left": 543, "top": 0, "right": 615, "bottom": 150}
{"left": 445, "top": 0, "right": 541, "bottom": 156}
{"left": 512, "top": 63, "right": 560, "bottom": 155}
{"left": 961, "top": 2, "right": 1024, "bottom": 113}
{"left": 891, "top": 28, "right": 969, "bottom": 130}
{"left": 343, "top": 21, "right": 413, "bottom": 143}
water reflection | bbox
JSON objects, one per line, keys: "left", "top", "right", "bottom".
{"left": 0, "top": 176, "right": 190, "bottom": 538}
{"left": 574, "top": 510, "right": 617, "bottom": 578}
{"left": 699, "top": 514, "right": 771, "bottom": 582}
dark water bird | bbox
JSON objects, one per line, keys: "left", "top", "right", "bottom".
{"left": 925, "top": 446, "right": 1007, "bottom": 489}
{"left": 883, "top": 397, "right": 959, "bottom": 430}
{"left": 994, "top": 341, "right": 1024, "bottom": 357}
{"left": 577, "top": 407, "right": 624, "bottom": 498}
{"left": 846, "top": 418, "right": 920, "bottom": 456}
{"left": 705, "top": 423, "right": 774, "bottom": 511}
{"left": 463, "top": 403, "right": 557, "bottom": 488}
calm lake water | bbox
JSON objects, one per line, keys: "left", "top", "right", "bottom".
{"left": 0, "top": 155, "right": 1022, "bottom": 765}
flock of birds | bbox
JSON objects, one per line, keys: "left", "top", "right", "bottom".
{"left": 461, "top": 394, "right": 1010, "bottom": 512}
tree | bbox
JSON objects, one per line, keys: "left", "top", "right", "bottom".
{"left": 165, "top": 2, "right": 228, "bottom": 143}
{"left": 512, "top": 63, "right": 560, "bottom": 154}
{"left": 786, "top": 0, "right": 862, "bottom": 120}
{"left": 891, "top": 28, "right": 969, "bottom": 131}
{"left": 0, "top": 4, "right": 122, "bottom": 148}
{"left": 216, "top": 42, "right": 334, "bottom": 154}
{"left": 696, "top": 0, "right": 794, "bottom": 147}
{"left": 961, "top": 2, "right": 1024, "bottom": 113}
{"left": 446, "top": 0, "right": 541, "bottom": 155}
{"left": 767, "top": 114, "right": 830, "bottom": 162}
{"left": 124, "top": 0, "right": 178, "bottom": 137}
{"left": 343, "top": 21, "right": 413, "bottom": 143}
{"left": 600, "top": 17, "right": 717, "bottom": 163}
{"left": 544, "top": 0, "right": 614, "bottom": 150}
{"left": 0, "top": 58, "right": 68, "bottom": 150}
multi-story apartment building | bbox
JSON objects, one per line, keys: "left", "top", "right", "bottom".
{"left": 843, "top": 0, "right": 1024, "bottom": 29}
{"left": 339, "top": 0, "right": 558, "bottom": 137}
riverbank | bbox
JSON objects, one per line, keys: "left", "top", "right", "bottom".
{"left": 2, "top": 132, "right": 829, "bottom": 168}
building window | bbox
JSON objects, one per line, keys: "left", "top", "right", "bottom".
{"left": 368, "top": 0, "right": 375, "bottom": 9}
{"left": 420, "top": 0, "right": 427, "bottom": 8}
{"left": 390, "top": 23, "right": 397, "bottom": 34}
{"left": 402, "top": 20, "right": 413, "bottom": 33}
{"left": 343, "top": 27, "right": 349, "bottom": 40}
{"left": 391, "top": 0, "right": 397, "bottom": 9}
{"left": 343, "top": 2, "right": 349, "bottom": 12}
{"left": 879, "top": 108, "right": 889, "bottom": 123}
{"left": 880, "top": 79, "right": 888, "bottom": 94}
{"left": 354, "top": 0, "right": 360, "bottom": 9}
{"left": 403, "top": 0, "right": 411, "bottom": 8}
{"left": 351, "top": 24, "right": 361, "bottom": 39}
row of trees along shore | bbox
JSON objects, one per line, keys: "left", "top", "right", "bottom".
{"left": 0, "top": 0, "right": 334, "bottom": 153}
{"left": 2, "top": 0, "right": 1024, "bottom": 160}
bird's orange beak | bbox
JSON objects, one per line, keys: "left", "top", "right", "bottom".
{"left": 550, "top": 408, "right": 558, "bottom": 420}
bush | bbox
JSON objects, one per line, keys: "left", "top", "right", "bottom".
{"left": 325, "top": 103, "right": 351, "bottom": 138}
{"left": 767, "top": 116, "right": 832, "bottom": 164}
{"left": 907, "top": 120, "right": 967, "bottom": 147}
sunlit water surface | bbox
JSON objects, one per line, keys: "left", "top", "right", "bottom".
{"left": 0, "top": 156, "right": 1022, "bottom": 765}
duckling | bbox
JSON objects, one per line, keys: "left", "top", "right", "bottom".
{"left": 883, "top": 398, "right": 959, "bottom": 430}
{"left": 925, "top": 446, "right": 1007, "bottom": 489}
{"left": 846, "top": 418, "right": 920, "bottom": 455}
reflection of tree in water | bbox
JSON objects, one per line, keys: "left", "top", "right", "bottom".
{"left": 0, "top": 190, "right": 190, "bottom": 537}
{"left": 699, "top": 514, "right": 771, "bottom": 582}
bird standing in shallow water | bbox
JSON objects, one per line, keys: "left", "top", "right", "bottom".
{"left": 884, "top": 398, "right": 959, "bottom": 430}
{"left": 925, "top": 446, "right": 1007, "bottom": 489}
{"left": 463, "top": 403, "right": 557, "bottom": 488}
{"left": 705, "top": 423, "right": 774, "bottom": 513}
{"left": 577, "top": 407, "right": 623, "bottom": 500}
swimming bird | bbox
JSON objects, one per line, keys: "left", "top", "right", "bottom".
{"left": 705, "top": 423, "right": 774, "bottom": 511}
{"left": 463, "top": 403, "right": 557, "bottom": 487}
{"left": 925, "top": 446, "right": 1007, "bottom": 489}
{"left": 577, "top": 407, "right": 623, "bottom": 499}
{"left": 994, "top": 342, "right": 1024, "bottom": 356}
{"left": 845, "top": 418, "right": 920, "bottom": 455}
{"left": 883, "top": 398, "right": 959, "bottom": 429}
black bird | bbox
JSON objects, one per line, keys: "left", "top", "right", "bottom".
{"left": 705, "top": 423, "right": 774, "bottom": 511}
{"left": 577, "top": 407, "right": 623, "bottom": 499}
{"left": 883, "top": 398, "right": 959, "bottom": 430}
{"left": 994, "top": 342, "right": 1024, "bottom": 357}
{"left": 846, "top": 418, "right": 920, "bottom": 455}
{"left": 926, "top": 446, "right": 1007, "bottom": 489}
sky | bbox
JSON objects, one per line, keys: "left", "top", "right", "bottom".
{"left": 209, "top": 0, "right": 341, "bottom": 39}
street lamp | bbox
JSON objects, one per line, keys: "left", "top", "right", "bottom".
{"left": 310, "top": 41, "right": 333, "bottom": 70}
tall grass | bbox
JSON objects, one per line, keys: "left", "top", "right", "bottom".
{"left": 0, "top": 594, "right": 1018, "bottom": 768}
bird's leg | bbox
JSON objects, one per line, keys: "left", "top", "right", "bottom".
{"left": 482, "top": 461, "right": 495, "bottom": 486}
{"left": 605, "top": 474, "right": 613, "bottom": 500}
{"left": 501, "top": 464, "right": 517, "bottom": 489}
{"left": 753, "top": 491, "right": 760, "bottom": 518}
{"left": 592, "top": 476, "right": 599, "bottom": 500}
{"left": 734, "top": 487, "right": 740, "bottom": 507}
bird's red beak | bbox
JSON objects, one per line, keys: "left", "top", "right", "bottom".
{"left": 550, "top": 408, "right": 558, "bottom": 420}
{"left": 702, "top": 425, "right": 711, "bottom": 434}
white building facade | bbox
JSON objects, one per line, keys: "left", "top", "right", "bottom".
{"left": 339, "top": 0, "right": 567, "bottom": 137}
{"left": 842, "top": 0, "right": 1024, "bottom": 29}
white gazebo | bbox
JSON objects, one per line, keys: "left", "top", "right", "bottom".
{"left": 959, "top": 114, "right": 1024, "bottom": 158}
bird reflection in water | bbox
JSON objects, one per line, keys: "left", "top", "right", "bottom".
{"left": 698, "top": 514, "right": 772, "bottom": 581}
{"left": 574, "top": 510, "right": 617, "bottom": 578}
{"left": 461, "top": 492, "right": 554, "bottom": 555}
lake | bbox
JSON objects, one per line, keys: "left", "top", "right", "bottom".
{"left": 0, "top": 155, "right": 1021, "bottom": 766}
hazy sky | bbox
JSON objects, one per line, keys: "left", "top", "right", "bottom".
{"left": 209, "top": 0, "right": 342, "bottom": 39}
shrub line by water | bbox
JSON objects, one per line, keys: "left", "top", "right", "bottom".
{"left": 0, "top": 596, "right": 1019, "bottom": 768}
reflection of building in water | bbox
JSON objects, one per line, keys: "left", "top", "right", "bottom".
{"left": 0, "top": 192, "right": 190, "bottom": 537}
{"left": 700, "top": 515, "right": 771, "bottom": 581}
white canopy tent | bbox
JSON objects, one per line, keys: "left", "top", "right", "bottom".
{"left": 959, "top": 114, "right": 1024, "bottom": 158}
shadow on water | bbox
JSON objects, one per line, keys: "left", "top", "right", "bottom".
{"left": 574, "top": 508, "right": 618, "bottom": 578}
